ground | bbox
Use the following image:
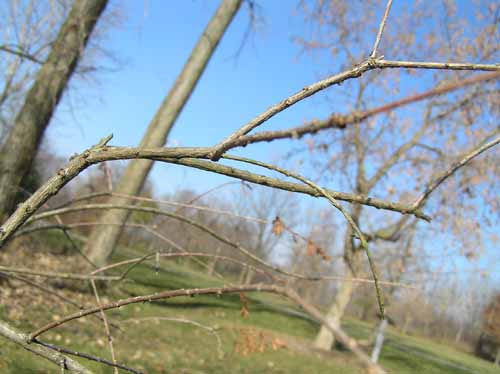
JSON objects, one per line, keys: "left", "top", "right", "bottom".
{"left": 0, "top": 246, "right": 498, "bottom": 374}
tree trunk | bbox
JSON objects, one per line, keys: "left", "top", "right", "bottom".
{"left": 313, "top": 274, "right": 358, "bottom": 350}
{"left": 495, "top": 346, "right": 500, "bottom": 366}
{"left": 244, "top": 266, "right": 255, "bottom": 285}
{"left": 454, "top": 324, "right": 463, "bottom": 344}
{"left": 207, "top": 247, "right": 221, "bottom": 276}
{"left": 313, "top": 202, "right": 364, "bottom": 350}
{"left": 401, "top": 314, "right": 412, "bottom": 334}
{"left": 0, "top": 0, "right": 108, "bottom": 220}
{"left": 371, "top": 319, "right": 388, "bottom": 363}
{"left": 85, "top": 0, "right": 242, "bottom": 267}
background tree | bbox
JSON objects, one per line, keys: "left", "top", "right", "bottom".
{"left": 478, "top": 292, "right": 500, "bottom": 364}
{"left": 292, "top": 0, "right": 500, "bottom": 350}
{"left": 0, "top": 1, "right": 498, "bottom": 373}
{"left": 0, "top": 0, "right": 110, "bottom": 220}
{"left": 85, "top": 0, "right": 243, "bottom": 267}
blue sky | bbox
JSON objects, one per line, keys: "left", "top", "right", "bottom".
{"left": 48, "top": 0, "right": 337, "bottom": 193}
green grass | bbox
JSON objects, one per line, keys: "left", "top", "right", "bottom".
{"left": 1, "top": 257, "right": 498, "bottom": 374}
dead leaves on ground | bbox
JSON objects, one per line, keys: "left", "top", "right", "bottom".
{"left": 234, "top": 328, "right": 288, "bottom": 356}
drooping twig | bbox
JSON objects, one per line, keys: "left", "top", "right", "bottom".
{"left": 222, "top": 154, "right": 384, "bottom": 319}
{"left": 23, "top": 203, "right": 333, "bottom": 280}
{"left": 90, "top": 280, "right": 119, "bottom": 374}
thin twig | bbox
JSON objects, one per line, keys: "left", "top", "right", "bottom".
{"left": 91, "top": 240, "right": 415, "bottom": 289}
{"left": 90, "top": 280, "right": 119, "bottom": 374}
{"left": 33, "top": 339, "right": 142, "bottom": 374}
{"left": 230, "top": 67, "right": 499, "bottom": 148}
{"left": 413, "top": 134, "right": 500, "bottom": 208}
{"left": 0, "top": 272, "right": 121, "bottom": 330}
{"left": 121, "top": 317, "right": 224, "bottom": 358}
{"left": 222, "top": 154, "right": 385, "bottom": 319}
{"left": 24, "top": 203, "right": 333, "bottom": 280}
{"left": 370, "top": 0, "right": 393, "bottom": 58}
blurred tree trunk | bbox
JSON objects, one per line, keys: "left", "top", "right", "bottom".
{"left": 85, "top": 0, "right": 242, "bottom": 267}
{"left": 313, "top": 259, "right": 360, "bottom": 349}
{"left": 454, "top": 324, "right": 463, "bottom": 344}
{"left": 313, "top": 225, "right": 363, "bottom": 349}
{"left": 207, "top": 246, "right": 221, "bottom": 276}
{"left": 371, "top": 319, "right": 388, "bottom": 363}
{"left": 401, "top": 315, "right": 412, "bottom": 335}
{"left": 0, "top": 0, "right": 108, "bottom": 220}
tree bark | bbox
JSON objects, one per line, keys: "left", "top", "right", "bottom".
{"left": 0, "top": 0, "right": 109, "bottom": 220}
{"left": 85, "top": 0, "right": 242, "bottom": 267}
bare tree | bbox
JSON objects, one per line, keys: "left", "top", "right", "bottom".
{"left": 0, "top": 0, "right": 109, "bottom": 219}
{"left": 292, "top": 0, "right": 500, "bottom": 350}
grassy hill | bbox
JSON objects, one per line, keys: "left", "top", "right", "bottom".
{"left": 1, "top": 256, "right": 498, "bottom": 374}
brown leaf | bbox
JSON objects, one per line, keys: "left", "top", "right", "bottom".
{"left": 306, "top": 240, "right": 316, "bottom": 256}
{"left": 272, "top": 216, "right": 284, "bottom": 236}
{"left": 271, "top": 337, "right": 288, "bottom": 351}
{"left": 240, "top": 293, "right": 249, "bottom": 318}
{"left": 316, "top": 246, "right": 332, "bottom": 262}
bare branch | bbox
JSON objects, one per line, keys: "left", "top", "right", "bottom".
{"left": 233, "top": 72, "right": 499, "bottom": 150}
{"left": 375, "top": 59, "right": 500, "bottom": 71}
{"left": 209, "top": 59, "right": 499, "bottom": 159}
{"left": 90, "top": 280, "right": 118, "bottom": 374}
{"left": 33, "top": 339, "right": 142, "bottom": 374}
{"left": 159, "top": 158, "right": 430, "bottom": 220}
{"left": 0, "top": 143, "right": 429, "bottom": 247}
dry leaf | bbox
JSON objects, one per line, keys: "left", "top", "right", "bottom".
{"left": 306, "top": 240, "right": 316, "bottom": 256}
{"left": 272, "top": 216, "right": 284, "bottom": 236}
{"left": 240, "top": 293, "right": 249, "bottom": 318}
